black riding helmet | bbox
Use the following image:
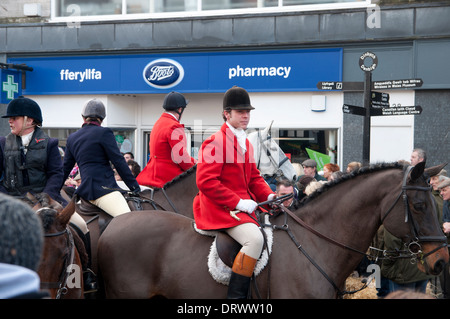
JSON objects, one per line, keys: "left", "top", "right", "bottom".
{"left": 163, "top": 91, "right": 188, "bottom": 119}
{"left": 2, "top": 96, "right": 43, "bottom": 125}
{"left": 223, "top": 86, "right": 255, "bottom": 111}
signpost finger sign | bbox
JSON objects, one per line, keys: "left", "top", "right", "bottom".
{"left": 317, "top": 51, "right": 423, "bottom": 164}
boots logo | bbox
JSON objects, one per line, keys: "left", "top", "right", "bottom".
{"left": 143, "top": 59, "right": 184, "bottom": 89}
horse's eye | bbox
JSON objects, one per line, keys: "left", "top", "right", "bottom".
{"left": 413, "top": 202, "right": 425, "bottom": 211}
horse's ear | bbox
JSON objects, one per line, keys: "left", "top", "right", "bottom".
{"left": 56, "top": 198, "right": 76, "bottom": 226}
{"left": 425, "top": 163, "right": 448, "bottom": 178}
{"left": 410, "top": 161, "right": 425, "bottom": 181}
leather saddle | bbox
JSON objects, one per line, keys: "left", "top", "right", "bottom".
{"left": 215, "top": 232, "right": 242, "bottom": 268}
{"left": 76, "top": 198, "right": 112, "bottom": 234}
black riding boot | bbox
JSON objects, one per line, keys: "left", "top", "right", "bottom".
{"left": 227, "top": 251, "right": 256, "bottom": 299}
{"left": 81, "top": 232, "right": 98, "bottom": 293}
{"left": 227, "top": 272, "right": 251, "bottom": 299}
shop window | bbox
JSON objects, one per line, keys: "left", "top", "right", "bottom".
{"left": 41, "top": 128, "right": 78, "bottom": 150}
{"left": 271, "top": 129, "right": 338, "bottom": 166}
{"left": 143, "top": 127, "right": 214, "bottom": 164}
{"left": 52, "top": 0, "right": 370, "bottom": 18}
{"left": 43, "top": 127, "right": 136, "bottom": 157}
{"left": 113, "top": 129, "right": 136, "bottom": 155}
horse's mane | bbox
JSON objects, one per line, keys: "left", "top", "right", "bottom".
{"left": 161, "top": 164, "right": 197, "bottom": 189}
{"left": 299, "top": 162, "right": 407, "bottom": 207}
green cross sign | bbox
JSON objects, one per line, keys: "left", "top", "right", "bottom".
{"left": 2, "top": 74, "right": 19, "bottom": 100}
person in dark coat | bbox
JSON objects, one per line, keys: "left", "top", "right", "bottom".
{"left": 63, "top": 98, "right": 140, "bottom": 217}
{"left": 0, "top": 96, "right": 66, "bottom": 206}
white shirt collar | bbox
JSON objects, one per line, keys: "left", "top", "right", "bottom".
{"left": 226, "top": 121, "right": 247, "bottom": 153}
{"left": 20, "top": 131, "right": 34, "bottom": 153}
{"left": 164, "top": 112, "right": 179, "bottom": 121}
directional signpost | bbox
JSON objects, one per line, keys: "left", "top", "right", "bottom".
{"left": 316, "top": 81, "right": 364, "bottom": 91}
{"left": 317, "top": 51, "right": 423, "bottom": 164}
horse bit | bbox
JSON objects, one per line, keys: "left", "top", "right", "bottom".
{"left": 38, "top": 208, "right": 76, "bottom": 299}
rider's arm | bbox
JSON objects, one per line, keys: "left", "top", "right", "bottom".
{"left": 44, "top": 138, "right": 65, "bottom": 197}
{"left": 102, "top": 128, "right": 140, "bottom": 192}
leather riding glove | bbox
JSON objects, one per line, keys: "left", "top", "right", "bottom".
{"left": 129, "top": 187, "right": 141, "bottom": 197}
{"left": 236, "top": 199, "right": 258, "bottom": 214}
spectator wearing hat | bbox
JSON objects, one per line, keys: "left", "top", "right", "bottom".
{"left": 137, "top": 92, "right": 196, "bottom": 188}
{"left": 301, "top": 159, "right": 326, "bottom": 181}
{"left": 438, "top": 177, "right": 450, "bottom": 234}
{"left": 0, "top": 193, "right": 48, "bottom": 298}
{"left": 437, "top": 176, "right": 450, "bottom": 298}
{"left": 0, "top": 96, "right": 66, "bottom": 206}
{"left": 430, "top": 169, "right": 447, "bottom": 225}
{"left": 193, "top": 86, "right": 275, "bottom": 299}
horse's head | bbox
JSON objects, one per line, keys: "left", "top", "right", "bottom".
{"left": 36, "top": 198, "right": 82, "bottom": 298}
{"left": 27, "top": 192, "right": 64, "bottom": 213}
{"left": 382, "top": 162, "right": 448, "bottom": 276}
{"left": 247, "top": 122, "right": 297, "bottom": 181}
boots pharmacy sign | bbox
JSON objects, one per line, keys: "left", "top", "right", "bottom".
{"left": 8, "top": 48, "right": 342, "bottom": 95}
{"left": 142, "top": 58, "right": 185, "bottom": 89}
{"left": 1, "top": 69, "right": 22, "bottom": 104}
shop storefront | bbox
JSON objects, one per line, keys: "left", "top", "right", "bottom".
{"left": 5, "top": 47, "right": 347, "bottom": 168}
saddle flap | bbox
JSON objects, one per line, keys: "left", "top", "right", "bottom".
{"left": 215, "top": 232, "right": 242, "bottom": 268}
{"left": 78, "top": 198, "right": 102, "bottom": 215}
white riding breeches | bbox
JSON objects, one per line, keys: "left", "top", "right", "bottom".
{"left": 225, "top": 222, "right": 264, "bottom": 260}
{"left": 89, "top": 191, "right": 131, "bottom": 218}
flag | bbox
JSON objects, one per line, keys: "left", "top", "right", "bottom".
{"left": 305, "top": 148, "right": 330, "bottom": 171}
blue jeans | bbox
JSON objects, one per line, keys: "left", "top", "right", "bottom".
{"left": 388, "top": 279, "right": 428, "bottom": 293}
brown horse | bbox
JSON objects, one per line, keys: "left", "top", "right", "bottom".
{"left": 97, "top": 162, "right": 448, "bottom": 298}
{"left": 72, "top": 165, "right": 198, "bottom": 275}
{"left": 32, "top": 194, "right": 86, "bottom": 299}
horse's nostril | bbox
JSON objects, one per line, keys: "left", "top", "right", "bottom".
{"left": 431, "top": 259, "right": 445, "bottom": 276}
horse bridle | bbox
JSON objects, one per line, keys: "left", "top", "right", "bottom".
{"left": 263, "top": 166, "right": 447, "bottom": 297}
{"left": 380, "top": 165, "right": 448, "bottom": 257}
{"left": 39, "top": 212, "right": 76, "bottom": 299}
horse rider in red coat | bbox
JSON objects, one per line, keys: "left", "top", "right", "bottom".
{"left": 193, "top": 86, "right": 276, "bottom": 299}
{"left": 137, "top": 92, "right": 196, "bottom": 188}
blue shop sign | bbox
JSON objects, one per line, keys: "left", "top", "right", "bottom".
{"left": 8, "top": 48, "right": 342, "bottom": 95}
{"left": 1, "top": 69, "right": 22, "bottom": 104}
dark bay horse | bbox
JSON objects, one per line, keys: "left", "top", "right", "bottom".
{"left": 73, "top": 165, "right": 198, "bottom": 275}
{"left": 97, "top": 162, "right": 448, "bottom": 298}
{"left": 31, "top": 194, "right": 86, "bottom": 299}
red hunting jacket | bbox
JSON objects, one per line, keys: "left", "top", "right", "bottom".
{"left": 193, "top": 123, "right": 274, "bottom": 230}
{"left": 137, "top": 113, "right": 196, "bottom": 188}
